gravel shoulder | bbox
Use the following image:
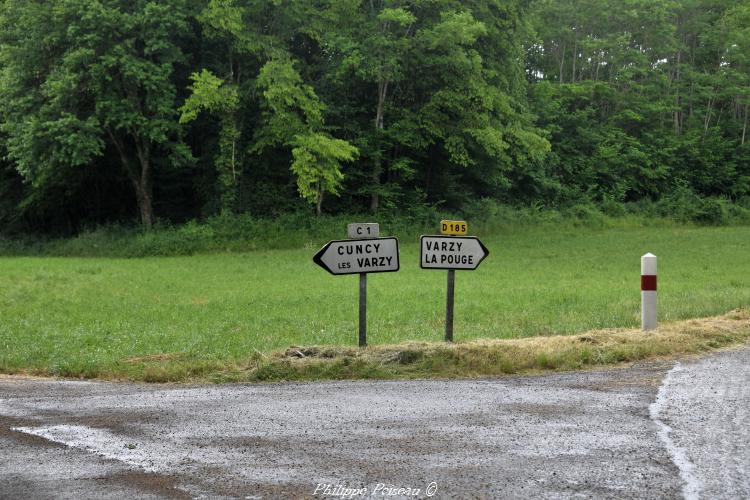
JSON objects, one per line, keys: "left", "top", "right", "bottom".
{"left": 1, "top": 348, "right": 748, "bottom": 499}
{"left": 650, "top": 349, "right": 750, "bottom": 500}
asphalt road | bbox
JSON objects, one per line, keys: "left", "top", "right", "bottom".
{"left": 1, "top": 347, "right": 748, "bottom": 499}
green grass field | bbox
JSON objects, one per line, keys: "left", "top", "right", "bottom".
{"left": 1, "top": 224, "right": 749, "bottom": 379}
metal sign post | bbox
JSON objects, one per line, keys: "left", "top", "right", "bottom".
{"left": 359, "top": 273, "right": 367, "bottom": 347}
{"left": 313, "top": 224, "right": 399, "bottom": 347}
{"left": 445, "top": 269, "right": 455, "bottom": 342}
{"left": 420, "top": 223, "right": 488, "bottom": 342}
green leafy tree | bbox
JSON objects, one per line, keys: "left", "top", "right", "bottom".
{"left": 179, "top": 69, "right": 240, "bottom": 214}
{"left": 179, "top": 0, "right": 261, "bottom": 215}
{"left": 0, "top": 0, "right": 193, "bottom": 227}
{"left": 319, "top": 1, "right": 548, "bottom": 211}
{"left": 529, "top": 0, "right": 750, "bottom": 202}
{"left": 254, "top": 58, "right": 358, "bottom": 215}
{"left": 290, "top": 134, "right": 358, "bottom": 216}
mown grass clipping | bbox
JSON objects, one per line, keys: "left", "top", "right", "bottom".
{"left": 6, "top": 310, "right": 748, "bottom": 383}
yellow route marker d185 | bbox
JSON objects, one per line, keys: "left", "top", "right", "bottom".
{"left": 440, "top": 220, "right": 468, "bottom": 236}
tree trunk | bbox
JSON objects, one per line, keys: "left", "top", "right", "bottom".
{"left": 371, "top": 79, "right": 388, "bottom": 214}
{"left": 133, "top": 139, "right": 155, "bottom": 228}
{"left": 316, "top": 186, "right": 323, "bottom": 217}
{"left": 231, "top": 134, "right": 237, "bottom": 181}
{"left": 571, "top": 37, "right": 577, "bottom": 83}
{"left": 703, "top": 96, "right": 714, "bottom": 141}
{"left": 594, "top": 51, "right": 600, "bottom": 82}
{"left": 133, "top": 178, "right": 155, "bottom": 228}
{"left": 559, "top": 42, "right": 565, "bottom": 84}
{"left": 369, "top": 169, "right": 380, "bottom": 213}
{"left": 674, "top": 48, "right": 681, "bottom": 135}
{"left": 107, "top": 128, "right": 155, "bottom": 228}
{"left": 743, "top": 103, "right": 748, "bottom": 146}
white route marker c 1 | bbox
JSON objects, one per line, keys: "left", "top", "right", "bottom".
{"left": 347, "top": 223, "right": 379, "bottom": 239}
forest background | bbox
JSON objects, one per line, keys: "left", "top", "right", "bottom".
{"left": 1, "top": 0, "right": 749, "bottom": 239}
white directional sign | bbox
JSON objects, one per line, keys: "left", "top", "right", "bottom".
{"left": 347, "top": 223, "right": 380, "bottom": 239}
{"left": 420, "top": 236, "right": 489, "bottom": 270}
{"left": 314, "top": 237, "right": 399, "bottom": 275}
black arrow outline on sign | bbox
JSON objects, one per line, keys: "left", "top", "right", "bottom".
{"left": 313, "top": 237, "right": 401, "bottom": 276}
{"left": 419, "top": 235, "right": 489, "bottom": 270}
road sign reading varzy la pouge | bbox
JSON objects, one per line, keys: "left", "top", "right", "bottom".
{"left": 421, "top": 236, "right": 488, "bottom": 270}
{"left": 420, "top": 222, "right": 489, "bottom": 342}
{"left": 313, "top": 224, "right": 399, "bottom": 347}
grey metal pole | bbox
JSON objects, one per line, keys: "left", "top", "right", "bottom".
{"left": 359, "top": 273, "right": 367, "bottom": 347}
{"left": 446, "top": 269, "right": 455, "bottom": 342}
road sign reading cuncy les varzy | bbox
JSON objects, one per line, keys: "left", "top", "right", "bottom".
{"left": 314, "top": 223, "right": 398, "bottom": 348}
{"left": 314, "top": 223, "right": 399, "bottom": 275}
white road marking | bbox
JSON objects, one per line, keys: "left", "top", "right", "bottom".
{"left": 649, "top": 363, "right": 703, "bottom": 500}
{"left": 11, "top": 424, "right": 160, "bottom": 473}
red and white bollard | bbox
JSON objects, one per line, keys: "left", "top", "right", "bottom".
{"left": 641, "top": 253, "right": 657, "bottom": 331}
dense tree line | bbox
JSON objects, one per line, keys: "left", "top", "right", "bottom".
{"left": 0, "top": 0, "right": 748, "bottom": 233}
{"left": 529, "top": 0, "right": 750, "bottom": 206}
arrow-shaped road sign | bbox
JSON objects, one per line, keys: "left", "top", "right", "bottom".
{"left": 420, "top": 235, "right": 489, "bottom": 270}
{"left": 314, "top": 237, "right": 400, "bottom": 276}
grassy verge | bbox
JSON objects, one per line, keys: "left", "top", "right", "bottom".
{"left": 211, "top": 309, "right": 750, "bottom": 383}
{"left": 4, "top": 311, "right": 749, "bottom": 383}
{"left": 1, "top": 224, "right": 749, "bottom": 381}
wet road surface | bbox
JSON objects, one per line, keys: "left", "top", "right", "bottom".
{"left": 1, "top": 347, "right": 748, "bottom": 499}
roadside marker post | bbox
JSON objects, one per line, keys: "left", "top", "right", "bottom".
{"left": 641, "top": 253, "right": 657, "bottom": 331}
{"left": 420, "top": 222, "right": 489, "bottom": 342}
{"left": 313, "top": 223, "right": 399, "bottom": 347}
